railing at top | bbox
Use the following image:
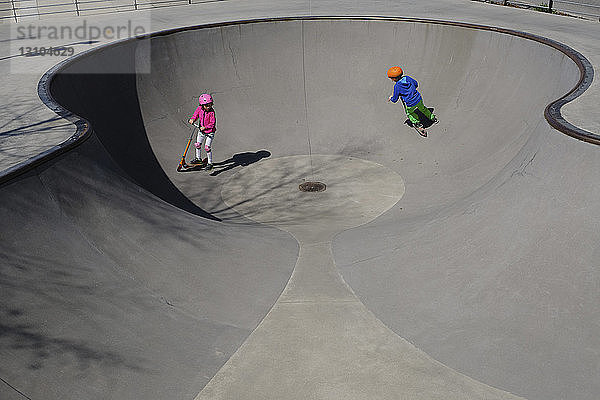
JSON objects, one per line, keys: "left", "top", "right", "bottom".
{"left": 478, "top": 0, "right": 600, "bottom": 20}
{"left": 0, "top": 0, "right": 224, "bottom": 22}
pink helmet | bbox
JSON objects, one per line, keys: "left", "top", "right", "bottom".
{"left": 199, "top": 93, "right": 213, "bottom": 105}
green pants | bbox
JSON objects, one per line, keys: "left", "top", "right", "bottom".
{"left": 404, "top": 99, "right": 435, "bottom": 126}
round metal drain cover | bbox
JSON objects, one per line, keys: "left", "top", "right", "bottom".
{"left": 299, "top": 181, "right": 326, "bottom": 192}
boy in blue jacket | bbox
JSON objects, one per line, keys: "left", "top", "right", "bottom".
{"left": 387, "top": 66, "right": 437, "bottom": 135}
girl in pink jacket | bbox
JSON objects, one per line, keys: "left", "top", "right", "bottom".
{"left": 188, "top": 93, "right": 216, "bottom": 170}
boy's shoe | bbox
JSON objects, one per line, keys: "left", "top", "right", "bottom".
{"left": 414, "top": 122, "right": 424, "bottom": 129}
{"left": 189, "top": 158, "right": 204, "bottom": 165}
{"left": 431, "top": 117, "right": 439, "bottom": 124}
{"left": 202, "top": 163, "right": 213, "bottom": 171}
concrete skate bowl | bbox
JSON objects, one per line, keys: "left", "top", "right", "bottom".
{"left": 2, "top": 17, "right": 599, "bottom": 400}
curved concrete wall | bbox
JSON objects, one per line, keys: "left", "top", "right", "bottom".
{"left": 136, "top": 20, "right": 579, "bottom": 219}
{"left": 3, "top": 17, "right": 598, "bottom": 400}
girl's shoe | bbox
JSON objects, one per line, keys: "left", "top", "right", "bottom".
{"left": 189, "top": 158, "right": 204, "bottom": 165}
{"left": 203, "top": 163, "right": 213, "bottom": 171}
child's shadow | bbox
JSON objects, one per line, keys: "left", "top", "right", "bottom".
{"left": 210, "top": 150, "right": 271, "bottom": 176}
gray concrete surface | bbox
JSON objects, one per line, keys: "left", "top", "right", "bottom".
{"left": 2, "top": 0, "right": 600, "bottom": 176}
{"left": 1, "top": 2, "right": 600, "bottom": 400}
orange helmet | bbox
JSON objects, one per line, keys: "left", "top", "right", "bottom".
{"left": 387, "top": 66, "right": 403, "bottom": 78}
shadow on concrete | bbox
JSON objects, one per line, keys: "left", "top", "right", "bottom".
{"left": 210, "top": 150, "right": 271, "bottom": 176}
{"left": 48, "top": 41, "right": 220, "bottom": 221}
{"left": 0, "top": 310, "right": 145, "bottom": 372}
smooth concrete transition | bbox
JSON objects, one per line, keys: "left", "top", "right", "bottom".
{"left": 208, "top": 155, "right": 525, "bottom": 399}
{"left": 1, "top": 17, "right": 600, "bottom": 400}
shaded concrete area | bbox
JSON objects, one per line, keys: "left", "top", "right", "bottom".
{"left": 1, "top": 16, "right": 599, "bottom": 400}
{"left": 0, "top": 133, "right": 298, "bottom": 399}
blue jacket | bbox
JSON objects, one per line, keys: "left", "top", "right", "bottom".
{"left": 390, "top": 75, "right": 422, "bottom": 107}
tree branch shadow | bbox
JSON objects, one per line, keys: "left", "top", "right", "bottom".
{"left": 0, "top": 312, "right": 145, "bottom": 372}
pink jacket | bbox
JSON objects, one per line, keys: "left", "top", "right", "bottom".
{"left": 191, "top": 107, "right": 216, "bottom": 134}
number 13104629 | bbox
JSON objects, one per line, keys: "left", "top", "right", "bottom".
{"left": 19, "top": 46, "right": 75, "bottom": 57}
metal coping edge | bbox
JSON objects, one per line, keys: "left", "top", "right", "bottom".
{"left": 1, "top": 15, "right": 596, "bottom": 186}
